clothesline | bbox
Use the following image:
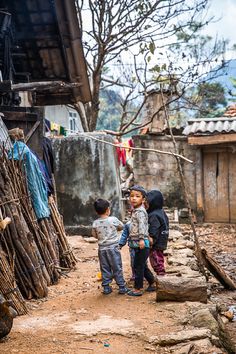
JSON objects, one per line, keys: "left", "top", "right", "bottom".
{"left": 45, "top": 119, "right": 67, "bottom": 136}
{"left": 85, "top": 135, "right": 193, "bottom": 164}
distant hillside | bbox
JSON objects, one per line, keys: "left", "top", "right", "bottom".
{"left": 206, "top": 59, "right": 236, "bottom": 101}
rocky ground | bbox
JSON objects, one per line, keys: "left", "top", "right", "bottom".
{"left": 0, "top": 224, "right": 235, "bottom": 354}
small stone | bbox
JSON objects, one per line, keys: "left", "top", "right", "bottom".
{"left": 167, "top": 257, "right": 189, "bottom": 266}
{"left": 144, "top": 345, "right": 156, "bottom": 351}
{"left": 179, "top": 208, "right": 189, "bottom": 218}
{"left": 211, "top": 335, "right": 221, "bottom": 347}
{"left": 220, "top": 315, "right": 229, "bottom": 324}
{"left": 83, "top": 237, "right": 98, "bottom": 243}
{"left": 171, "top": 343, "right": 194, "bottom": 354}
{"left": 222, "top": 310, "right": 234, "bottom": 321}
{"left": 176, "top": 248, "right": 194, "bottom": 257}
{"left": 186, "top": 241, "right": 195, "bottom": 249}
{"left": 169, "top": 230, "right": 183, "bottom": 240}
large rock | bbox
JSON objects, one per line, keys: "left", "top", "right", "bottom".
{"left": 217, "top": 314, "right": 236, "bottom": 354}
{"left": 156, "top": 276, "right": 207, "bottom": 303}
{"left": 190, "top": 308, "right": 219, "bottom": 336}
{"left": 171, "top": 338, "right": 212, "bottom": 354}
{"left": 149, "top": 328, "right": 211, "bottom": 346}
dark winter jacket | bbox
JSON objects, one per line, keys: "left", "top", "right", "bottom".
{"left": 146, "top": 190, "right": 169, "bottom": 251}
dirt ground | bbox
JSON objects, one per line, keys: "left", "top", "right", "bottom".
{"left": 0, "top": 225, "right": 235, "bottom": 354}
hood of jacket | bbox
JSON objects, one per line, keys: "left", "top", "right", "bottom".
{"left": 146, "top": 190, "right": 163, "bottom": 213}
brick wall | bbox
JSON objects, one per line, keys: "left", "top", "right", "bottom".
{"left": 133, "top": 134, "right": 197, "bottom": 209}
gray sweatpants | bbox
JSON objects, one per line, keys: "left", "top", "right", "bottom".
{"left": 98, "top": 245, "right": 125, "bottom": 287}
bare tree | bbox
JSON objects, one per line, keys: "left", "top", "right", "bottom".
{"left": 75, "top": 0, "right": 226, "bottom": 132}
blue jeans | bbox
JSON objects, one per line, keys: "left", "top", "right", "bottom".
{"left": 98, "top": 245, "right": 125, "bottom": 288}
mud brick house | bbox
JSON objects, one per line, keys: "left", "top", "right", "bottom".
{"left": 183, "top": 116, "right": 236, "bottom": 223}
{"left": 0, "top": 0, "right": 91, "bottom": 155}
{"left": 133, "top": 92, "right": 236, "bottom": 223}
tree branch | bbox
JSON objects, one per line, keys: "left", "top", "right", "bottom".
{"left": 85, "top": 134, "right": 193, "bottom": 163}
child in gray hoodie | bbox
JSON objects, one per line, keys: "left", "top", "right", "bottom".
{"left": 92, "top": 198, "right": 128, "bottom": 295}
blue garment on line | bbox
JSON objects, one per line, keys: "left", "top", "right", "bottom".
{"left": 9, "top": 141, "right": 50, "bottom": 220}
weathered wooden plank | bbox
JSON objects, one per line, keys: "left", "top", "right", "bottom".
{"left": 217, "top": 152, "right": 229, "bottom": 222}
{"left": 156, "top": 276, "right": 207, "bottom": 303}
{"left": 201, "top": 249, "right": 236, "bottom": 290}
{"left": 25, "top": 121, "right": 41, "bottom": 143}
{"left": 195, "top": 149, "right": 204, "bottom": 217}
{"left": 188, "top": 133, "right": 236, "bottom": 145}
{"left": 203, "top": 152, "right": 217, "bottom": 222}
{"left": 229, "top": 152, "right": 236, "bottom": 222}
{"left": 11, "top": 81, "right": 82, "bottom": 92}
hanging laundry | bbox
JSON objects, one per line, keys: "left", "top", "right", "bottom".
{"left": 50, "top": 122, "right": 60, "bottom": 132}
{"left": 9, "top": 141, "right": 50, "bottom": 220}
{"left": 115, "top": 140, "right": 126, "bottom": 166}
{"left": 59, "top": 126, "right": 66, "bottom": 136}
{"left": 44, "top": 119, "right": 51, "bottom": 132}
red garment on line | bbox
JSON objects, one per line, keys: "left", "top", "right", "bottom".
{"left": 115, "top": 142, "right": 126, "bottom": 166}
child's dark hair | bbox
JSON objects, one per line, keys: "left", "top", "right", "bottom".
{"left": 129, "top": 185, "right": 147, "bottom": 198}
{"left": 94, "top": 199, "right": 110, "bottom": 215}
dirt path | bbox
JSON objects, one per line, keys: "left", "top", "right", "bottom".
{"left": 0, "top": 232, "right": 229, "bottom": 354}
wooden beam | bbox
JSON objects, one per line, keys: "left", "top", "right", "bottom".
{"left": 2, "top": 112, "right": 37, "bottom": 122}
{"left": 188, "top": 134, "right": 236, "bottom": 145}
{"left": 201, "top": 248, "right": 236, "bottom": 290}
{"left": 25, "top": 121, "right": 41, "bottom": 143}
{"left": 11, "top": 81, "right": 82, "bottom": 92}
{"left": 0, "top": 81, "right": 82, "bottom": 93}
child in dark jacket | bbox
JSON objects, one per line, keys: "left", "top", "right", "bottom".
{"left": 146, "top": 190, "right": 169, "bottom": 276}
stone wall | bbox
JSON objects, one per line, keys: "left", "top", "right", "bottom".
{"left": 52, "top": 134, "right": 122, "bottom": 234}
{"left": 133, "top": 134, "right": 197, "bottom": 209}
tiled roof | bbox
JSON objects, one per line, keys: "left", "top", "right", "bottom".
{"left": 183, "top": 117, "right": 236, "bottom": 136}
{"left": 224, "top": 104, "right": 236, "bottom": 117}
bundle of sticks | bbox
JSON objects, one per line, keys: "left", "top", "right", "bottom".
{"left": 0, "top": 146, "right": 76, "bottom": 313}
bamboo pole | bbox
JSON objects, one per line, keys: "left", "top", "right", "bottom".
{"left": 160, "top": 89, "right": 207, "bottom": 277}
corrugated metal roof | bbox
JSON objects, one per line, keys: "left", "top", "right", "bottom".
{"left": 0, "top": 117, "right": 12, "bottom": 149}
{"left": 183, "top": 117, "right": 236, "bottom": 136}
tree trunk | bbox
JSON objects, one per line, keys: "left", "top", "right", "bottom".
{"left": 88, "top": 69, "right": 102, "bottom": 131}
{"left": 72, "top": 102, "right": 89, "bottom": 132}
{"left": 201, "top": 249, "right": 236, "bottom": 290}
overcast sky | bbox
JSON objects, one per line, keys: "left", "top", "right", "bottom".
{"left": 206, "top": 0, "right": 236, "bottom": 58}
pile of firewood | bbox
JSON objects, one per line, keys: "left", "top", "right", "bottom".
{"left": 0, "top": 147, "right": 76, "bottom": 314}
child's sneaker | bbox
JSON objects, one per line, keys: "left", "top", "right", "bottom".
{"left": 118, "top": 286, "right": 130, "bottom": 295}
{"left": 103, "top": 286, "right": 112, "bottom": 295}
{"left": 146, "top": 284, "right": 156, "bottom": 292}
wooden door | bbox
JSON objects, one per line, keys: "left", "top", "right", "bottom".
{"left": 229, "top": 152, "right": 236, "bottom": 222}
{"left": 203, "top": 149, "right": 236, "bottom": 222}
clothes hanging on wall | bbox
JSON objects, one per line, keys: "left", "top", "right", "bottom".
{"left": 9, "top": 141, "right": 50, "bottom": 220}
{"left": 115, "top": 139, "right": 134, "bottom": 166}
{"left": 44, "top": 119, "right": 67, "bottom": 136}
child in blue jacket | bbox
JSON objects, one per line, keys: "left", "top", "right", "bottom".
{"left": 119, "top": 222, "right": 135, "bottom": 280}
